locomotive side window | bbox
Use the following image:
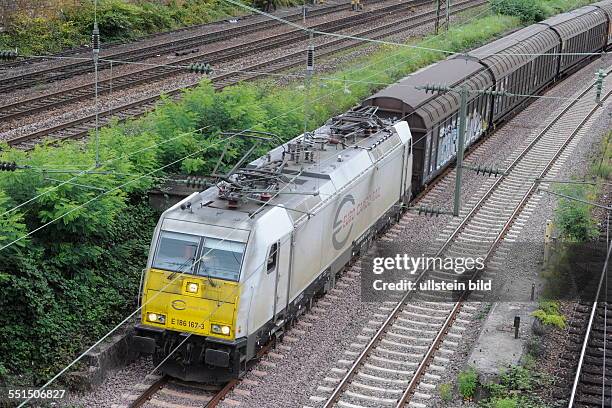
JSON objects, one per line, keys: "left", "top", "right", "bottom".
{"left": 153, "top": 231, "right": 199, "bottom": 272}
{"left": 267, "top": 242, "right": 279, "bottom": 273}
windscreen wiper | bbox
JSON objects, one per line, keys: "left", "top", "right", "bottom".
{"left": 167, "top": 256, "right": 195, "bottom": 281}
{"left": 200, "top": 266, "right": 218, "bottom": 288}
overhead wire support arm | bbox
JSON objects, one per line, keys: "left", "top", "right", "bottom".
{"left": 416, "top": 84, "right": 515, "bottom": 216}
{"left": 416, "top": 83, "right": 468, "bottom": 216}
{"left": 537, "top": 188, "right": 612, "bottom": 212}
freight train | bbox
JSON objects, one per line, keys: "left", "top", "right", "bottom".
{"left": 132, "top": 1, "right": 612, "bottom": 383}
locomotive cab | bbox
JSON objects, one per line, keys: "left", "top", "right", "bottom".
{"left": 132, "top": 190, "right": 295, "bottom": 382}
{"left": 132, "top": 198, "right": 254, "bottom": 382}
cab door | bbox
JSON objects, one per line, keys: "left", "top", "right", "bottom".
{"left": 271, "top": 236, "right": 291, "bottom": 320}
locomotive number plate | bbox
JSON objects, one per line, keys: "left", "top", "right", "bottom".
{"left": 170, "top": 317, "right": 205, "bottom": 330}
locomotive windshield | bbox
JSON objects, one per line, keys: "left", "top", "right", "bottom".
{"left": 152, "top": 231, "right": 199, "bottom": 272}
{"left": 152, "top": 230, "right": 245, "bottom": 281}
{"left": 198, "top": 238, "right": 245, "bottom": 281}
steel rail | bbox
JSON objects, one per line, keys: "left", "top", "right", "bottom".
{"left": 206, "top": 379, "right": 239, "bottom": 408}
{"left": 128, "top": 375, "right": 169, "bottom": 408}
{"left": 397, "top": 74, "right": 612, "bottom": 408}
{"left": 0, "top": 0, "right": 434, "bottom": 122}
{"left": 397, "top": 72, "right": 612, "bottom": 408}
{"left": 6, "top": 0, "right": 486, "bottom": 147}
{"left": 0, "top": 0, "right": 403, "bottom": 94}
{"left": 0, "top": 0, "right": 432, "bottom": 96}
{"left": 567, "top": 241, "right": 612, "bottom": 407}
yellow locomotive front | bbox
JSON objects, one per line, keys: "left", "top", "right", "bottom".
{"left": 133, "top": 226, "right": 249, "bottom": 383}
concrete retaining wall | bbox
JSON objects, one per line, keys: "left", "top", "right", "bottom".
{"left": 67, "top": 326, "right": 139, "bottom": 391}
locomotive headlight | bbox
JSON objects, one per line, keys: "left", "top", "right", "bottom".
{"left": 186, "top": 282, "right": 199, "bottom": 293}
{"left": 147, "top": 313, "right": 166, "bottom": 324}
{"left": 211, "top": 324, "right": 231, "bottom": 335}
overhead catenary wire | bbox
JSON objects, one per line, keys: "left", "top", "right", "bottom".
{"left": 0, "top": 58, "right": 364, "bottom": 247}
{"left": 13, "top": 138, "right": 233, "bottom": 408}
{"left": 0, "top": 0, "right": 590, "bottom": 224}
{"left": 94, "top": 57, "right": 606, "bottom": 103}
{"left": 139, "top": 168, "right": 310, "bottom": 386}
{"left": 16, "top": 133, "right": 311, "bottom": 407}
{"left": 2, "top": 3, "right": 608, "bottom": 68}
{"left": 217, "top": 0, "right": 610, "bottom": 58}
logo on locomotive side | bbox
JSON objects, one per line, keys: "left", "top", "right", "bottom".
{"left": 332, "top": 194, "right": 355, "bottom": 250}
{"left": 332, "top": 188, "right": 382, "bottom": 250}
{"left": 171, "top": 299, "right": 187, "bottom": 310}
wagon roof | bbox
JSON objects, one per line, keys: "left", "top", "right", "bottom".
{"left": 362, "top": 57, "right": 483, "bottom": 120}
{"left": 592, "top": 0, "right": 612, "bottom": 19}
{"left": 540, "top": 5, "right": 605, "bottom": 41}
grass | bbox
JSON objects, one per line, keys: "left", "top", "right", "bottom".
{"left": 479, "top": 365, "right": 552, "bottom": 408}
{"left": 439, "top": 383, "right": 453, "bottom": 401}
{"left": 591, "top": 132, "right": 612, "bottom": 179}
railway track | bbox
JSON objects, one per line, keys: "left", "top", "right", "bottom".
{"left": 0, "top": 0, "right": 433, "bottom": 124}
{"left": 567, "top": 217, "right": 612, "bottom": 407}
{"left": 5, "top": 0, "right": 486, "bottom": 148}
{"left": 116, "top": 374, "right": 237, "bottom": 408}
{"left": 0, "top": 0, "right": 400, "bottom": 94}
{"left": 305, "top": 65, "right": 612, "bottom": 408}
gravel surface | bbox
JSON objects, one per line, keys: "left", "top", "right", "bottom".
{"left": 62, "top": 356, "right": 155, "bottom": 408}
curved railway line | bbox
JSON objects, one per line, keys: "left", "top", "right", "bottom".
{"left": 301, "top": 65, "right": 612, "bottom": 408}
{"left": 4, "top": 0, "right": 486, "bottom": 148}
{"left": 0, "top": 0, "right": 412, "bottom": 94}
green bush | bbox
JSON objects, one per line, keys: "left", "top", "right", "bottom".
{"left": 0, "top": 0, "right": 248, "bottom": 53}
{"left": 494, "top": 398, "right": 518, "bottom": 408}
{"left": 490, "top": 0, "right": 547, "bottom": 23}
{"left": 458, "top": 368, "right": 478, "bottom": 399}
{"left": 480, "top": 365, "right": 551, "bottom": 408}
{"left": 554, "top": 184, "right": 598, "bottom": 242}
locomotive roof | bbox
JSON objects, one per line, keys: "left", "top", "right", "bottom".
{"left": 162, "top": 120, "right": 408, "bottom": 230}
